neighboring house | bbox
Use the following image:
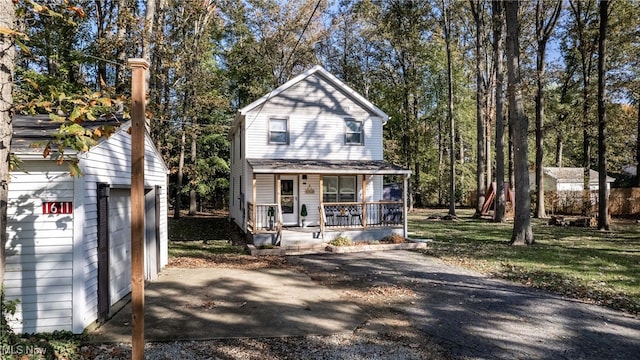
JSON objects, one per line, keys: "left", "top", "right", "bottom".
{"left": 4, "top": 115, "right": 169, "bottom": 334}
{"left": 529, "top": 167, "right": 615, "bottom": 192}
{"left": 229, "top": 66, "right": 411, "bottom": 246}
{"left": 529, "top": 167, "right": 615, "bottom": 214}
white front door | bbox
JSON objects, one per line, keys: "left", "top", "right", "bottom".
{"left": 280, "top": 176, "right": 298, "bottom": 225}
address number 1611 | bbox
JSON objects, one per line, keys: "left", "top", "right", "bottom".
{"left": 42, "top": 202, "right": 73, "bottom": 214}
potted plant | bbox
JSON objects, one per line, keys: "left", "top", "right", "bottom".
{"left": 267, "top": 206, "right": 275, "bottom": 230}
{"left": 300, "top": 204, "right": 308, "bottom": 227}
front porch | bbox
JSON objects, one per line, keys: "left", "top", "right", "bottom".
{"left": 243, "top": 159, "right": 411, "bottom": 247}
{"left": 247, "top": 201, "right": 406, "bottom": 247}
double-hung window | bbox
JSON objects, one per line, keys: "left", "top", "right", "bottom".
{"left": 269, "top": 118, "right": 289, "bottom": 144}
{"left": 344, "top": 118, "right": 363, "bottom": 145}
{"left": 323, "top": 176, "right": 357, "bottom": 202}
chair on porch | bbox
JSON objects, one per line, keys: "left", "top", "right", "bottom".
{"left": 324, "top": 205, "right": 338, "bottom": 226}
{"left": 347, "top": 205, "right": 362, "bottom": 226}
{"left": 384, "top": 205, "right": 402, "bottom": 225}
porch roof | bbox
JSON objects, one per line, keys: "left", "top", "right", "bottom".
{"left": 247, "top": 158, "right": 411, "bottom": 175}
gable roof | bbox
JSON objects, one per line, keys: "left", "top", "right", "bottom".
{"left": 231, "top": 66, "right": 388, "bottom": 135}
{"left": 12, "top": 114, "right": 126, "bottom": 155}
{"left": 543, "top": 167, "right": 614, "bottom": 184}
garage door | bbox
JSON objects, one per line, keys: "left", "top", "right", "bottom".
{"left": 109, "top": 189, "right": 131, "bottom": 306}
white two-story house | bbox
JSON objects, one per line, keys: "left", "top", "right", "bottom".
{"left": 229, "top": 66, "right": 411, "bottom": 246}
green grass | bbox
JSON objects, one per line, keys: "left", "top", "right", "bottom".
{"left": 169, "top": 239, "right": 245, "bottom": 258}
{"left": 410, "top": 208, "right": 640, "bottom": 315}
{"left": 168, "top": 215, "right": 246, "bottom": 258}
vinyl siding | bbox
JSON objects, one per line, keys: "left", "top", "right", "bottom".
{"left": 6, "top": 123, "right": 168, "bottom": 335}
{"left": 243, "top": 74, "right": 384, "bottom": 161}
{"left": 5, "top": 162, "right": 75, "bottom": 333}
{"left": 77, "top": 125, "right": 168, "bottom": 331}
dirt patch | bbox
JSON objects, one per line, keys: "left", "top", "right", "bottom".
{"left": 167, "top": 254, "right": 290, "bottom": 269}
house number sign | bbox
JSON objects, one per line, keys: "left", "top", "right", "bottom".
{"left": 42, "top": 201, "right": 73, "bottom": 214}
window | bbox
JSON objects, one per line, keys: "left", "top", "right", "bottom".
{"left": 269, "top": 118, "right": 289, "bottom": 144}
{"left": 323, "top": 176, "right": 357, "bottom": 202}
{"left": 344, "top": 118, "right": 363, "bottom": 145}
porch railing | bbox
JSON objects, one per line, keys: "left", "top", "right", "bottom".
{"left": 247, "top": 202, "right": 282, "bottom": 235}
{"left": 320, "top": 201, "right": 404, "bottom": 229}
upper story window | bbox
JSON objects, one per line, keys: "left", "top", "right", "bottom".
{"left": 344, "top": 118, "right": 363, "bottom": 145}
{"left": 269, "top": 118, "right": 289, "bottom": 144}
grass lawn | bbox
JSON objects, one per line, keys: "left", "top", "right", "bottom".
{"left": 168, "top": 214, "right": 246, "bottom": 258}
{"left": 409, "top": 208, "right": 640, "bottom": 316}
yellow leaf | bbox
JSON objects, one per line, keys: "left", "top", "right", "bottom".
{"left": 49, "top": 114, "right": 66, "bottom": 122}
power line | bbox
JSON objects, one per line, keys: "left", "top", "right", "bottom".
{"left": 244, "top": 0, "right": 323, "bottom": 132}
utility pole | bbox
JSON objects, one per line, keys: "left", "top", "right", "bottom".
{"left": 129, "top": 58, "right": 149, "bottom": 360}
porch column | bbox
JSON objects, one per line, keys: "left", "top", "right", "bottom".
{"left": 252, "top": 174, "right": 257, "bottom": 228}
{"left": 403, "top": 174, "right": 409, "bottom": 238}
{"left": 276, "top": 174, "right": 281, "bottom": 224}
{"left": 361, "top": 175, "right": 367, "bottom": 228}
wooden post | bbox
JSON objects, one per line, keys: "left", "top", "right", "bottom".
{"left": 129, "top": 58, "right": 149, "bottom": 360}
{"left": 252, "top": 175, "right": 257, "bottom": 228}
{"left": 403, "top": 174, "right": 409, "bottom": 238}
{"left": 361, "top": 175, "right": 367, "bottom": 228}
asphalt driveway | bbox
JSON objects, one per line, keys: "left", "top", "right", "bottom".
{"left": 288, "top": 251, "right": 640, "bottom": 360}
{"left": 91, "top": 249, "right": 640, "bottom": 359}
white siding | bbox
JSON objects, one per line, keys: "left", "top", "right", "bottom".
{"left": 243, "top": 74, "right": 384, "bottom": 161}
{"left": 6, "top": 162, "right": 75, "bottom": 333}
{"left": 6, "top": 123, "right": 168, "bottom": 335}
{"left": 76, "top": 125, "right": 168, "bottom": 332}
{"left": 255, "top": 174, "right": 275, "bottom": 204}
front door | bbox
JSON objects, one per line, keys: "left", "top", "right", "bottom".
{"left": 280, "top": 176, "right": 298, "bottom": 225}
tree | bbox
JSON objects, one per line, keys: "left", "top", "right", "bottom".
{"left": 505, "top": 1, "right": 533, "bottom": 245}
{"left": 568, "top": 0, "right": 599, "bottom": 214}
{"left": 470, "top": 0, "right": 486, "bottom": 218}
{"left": 597, "top": 0, "right": 609, "bottom": 230}
{"left": 533, "top": 0, "right": 562, "bottom": 219}
{"left": 0, "top": 0, "right": 15, "bottom": 286}
{"left": 492, "top": 0, "right": 506, "bottom": 222}
{"left": 442, "top": 0, "right": 456, "bottom": 217}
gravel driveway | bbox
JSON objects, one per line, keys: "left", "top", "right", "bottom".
{"left": 83, "top": 250, "right": 640, "bottom": 359}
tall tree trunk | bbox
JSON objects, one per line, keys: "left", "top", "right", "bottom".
{"left": 143, "top": 0, "right": 156, "bottom": 93}
{"left": 534, "top": 0, "right": 562, "bottom": 219}
{"left": 492, "top": 0, "right": 506, "bottom": 222}
{"left": 505, "top": 1, "right": 533, "bottom": 245}
{"left": 174, "top": 129, "right": 185, "bottom": 219}
{"left": 570, "top": 0, "right": 596, "bottom": 215}
{"left": 636, "top": 98, "right": 640, "bottom": 187}
{"left": 189, "top": 130, "right": 197, "bottom": 216}
{"left": 597, "top": 0, "right": 609, "bottom": 230}
{"left": 471, "top": 0, "right": 486, "bottom": 218}
{"left": 443, "top": 2, "right": 456, "bottom": 217}
{"left": 0, "top": 0, "right": 16, "bottom": 286}
{"left": 115, "top": 0, "right": 128, "bottom": 92}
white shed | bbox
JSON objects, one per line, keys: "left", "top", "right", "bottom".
{"left": 4, "top": 115, "right": 169, "bottom": 334}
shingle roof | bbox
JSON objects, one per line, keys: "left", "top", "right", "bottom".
{"left": 11, "top": 114, "right": 125, "bottom": 153}
{"left": 543, "top": 167, "right": 614, "bottom": 184}
{"left": 247, "top": 158, "right": 410, "bottom": 175}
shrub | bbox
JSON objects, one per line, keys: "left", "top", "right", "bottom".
{"left": 381, "top": 234, "right": 405, "bottom": 244}
{"left": 329, "top": 236, "right": 352, "bottom": 247}
{"left": 1, "top": 287, "right": 19, "bottom": 347}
